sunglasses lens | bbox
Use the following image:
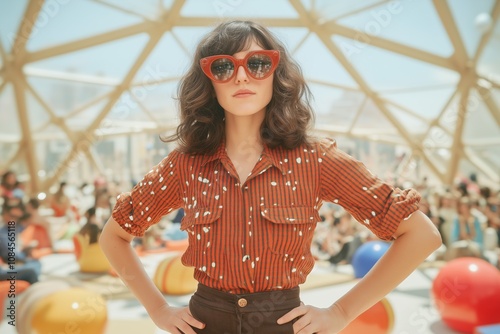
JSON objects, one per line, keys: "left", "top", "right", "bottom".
{"left": 210, "top": 58, "right": 234, "bottom": 81}
{"left": 247, "top": 53, "right": 273, "bottom": 79}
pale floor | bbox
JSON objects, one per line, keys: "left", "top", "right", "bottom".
{"left": 0, "top": 249, "right": 472, "bottom": 334}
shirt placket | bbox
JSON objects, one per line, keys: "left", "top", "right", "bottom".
{"left": 219, "top": 154, "right": 278, "bottom": 292}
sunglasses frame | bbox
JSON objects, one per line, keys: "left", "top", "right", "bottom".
{"left": 200, "top": 50, "right": 280, "bottom": 83}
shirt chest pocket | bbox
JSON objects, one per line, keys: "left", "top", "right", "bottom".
{"left": 180, "top": 207, "right": 222, "bottom": 242}
{"left": 261, "top": 206, "right": 320, "bottom": 256}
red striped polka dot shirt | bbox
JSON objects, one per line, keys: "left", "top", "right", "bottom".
{"left": 112, "top": 138, "right": 421, "bottom": 294}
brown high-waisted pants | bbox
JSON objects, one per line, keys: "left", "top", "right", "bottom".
{"left": 188, "top": 283, "right": 301, "bottom": 334}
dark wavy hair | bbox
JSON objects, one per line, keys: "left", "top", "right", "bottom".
{"left": 164, "top": 20, "right": 314, "bottom": 155}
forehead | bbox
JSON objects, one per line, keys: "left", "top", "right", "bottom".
{"left": 232, "top": 39, "right": 265, "bottom": 58}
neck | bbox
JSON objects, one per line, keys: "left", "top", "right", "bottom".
{"left": 224, "top": 111, "right": 265, "bottom": 155}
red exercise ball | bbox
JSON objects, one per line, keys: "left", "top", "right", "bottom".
{"left": 431, "top": 257, "right": 500, "bottom": 333}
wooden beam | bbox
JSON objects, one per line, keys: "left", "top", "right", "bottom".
{"left": 176, "top": 17, "right": 303, "bottom": 28}
{"left": 0, "top": 37, "right": 6, "bottom": 62}
{"left": 445, "top": 71, "right": 474, "bottom": 185}
{"left": 380, "top": 98, "right": 430, "bottom": 123}
{"left": 347, "top": 96, "right": 368, "bottom": 134}
{"left": 291, "top": 31, "right": 311, "bottom": 55}
{"left": 289, "top": 0, "right": 446, "bottom": 182}
{"left": 464, "top": 137, "right": 500, "bottom": 147}
{"left": 306, "top": 78, "right": 359, "bottom": 91}
{"left": 32, "top": 91, "right": 113, "bottom": 132}
{"left": 12, "top": 68, "right": 40, "bottom": 194}
{"left": 23, "top": 78, "right": 77, "bottom": 143}
{"left": 476, "top": 84, "right": 500, "bottom": 128}
{"left": 40, "top": 0, "right": 186, "bottom": 192}
{"left": 85, "top": 147, "right": 106, "bottom": 176}
{"left": 432, "top": 0, "right": 469, "bottom": 70}
{"left": 90, "top": 0, "right": 156, "bottom": 21}
{"left": 24, "top": 67, "right": 121, "bottom": 86}
{"left": 12, "top": 0, "right": 44, "bottom": 59}
{"left": 472, "top": 0, "right": 500, "bottom": 65}
{"left": 131, "top": 76, "right": 181, "bottom": 87}
{"left": 322, "top": 0, "right": 391, "bottom": 22}
{"left": 463, "top": 147, "right": 499, "bottom": 183}
{"left": 322, "top": 21, "right": 456, "bottom": 71}
{"left": 130, "top": 93, "right": 160, "bottom": 124}
{"left": 26, "top": 21, "right": 153, "bottom": 63}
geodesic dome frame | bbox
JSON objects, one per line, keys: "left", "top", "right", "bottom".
{"left": 1, "top": 0, "right": 499, "bottom": 195}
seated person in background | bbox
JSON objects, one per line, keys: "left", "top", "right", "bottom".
{"left": 79, "top": 207, "right": 101, "bottom": 245}
{"left": 450, "top": 197, "right": 484, "bottom": 251}
{"left": 0, "top": 170, "right": 24, "bottom": 200}
{"left": 48, "top": 182, "right": 71, "bottom": 218}
{"left": 324, "top": 211, "right": 362, "bottom": 266}
{"left": 22, "top": 198, "right": 53, "bottom": 252}
{"left": 0, "top": 266, "right": 39, "bottom": 284}
{"left": 75, "top": 207, "right": 111, "bottom": 273}
{"left": 94, "top": 188, "right": 112, "bottom": 228}
{"left": 451, "top": 197, "right": 484, "bottom": 247}
{"left": 0, "top": 199, "right": 42, "bottom": 280}
{"left": 142, "top": 224, "right": 167, "bottom": 251}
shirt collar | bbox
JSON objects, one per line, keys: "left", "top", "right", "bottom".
{"left": 200, "top": 141, "right": 287, "bottom": 175}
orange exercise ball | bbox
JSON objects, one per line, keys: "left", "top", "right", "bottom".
{"left": 340, "top": 298, "right": 394, "bottom": 334}
{"left": 153, "top": 255, "right": 198, "bottom": 295}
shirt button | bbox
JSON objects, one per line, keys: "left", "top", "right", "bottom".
{"left": 238, "top": 298, "right": 248, "bottom": 307}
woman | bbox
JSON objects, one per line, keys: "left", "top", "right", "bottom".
{"left": 100, "top": 21, "right": 441, "bottom": 334}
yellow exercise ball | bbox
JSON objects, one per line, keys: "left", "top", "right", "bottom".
{"left": 20, "top": 285, "right": 107, "bottom": 334}
{"left": 153, "top": 255, "right": 198, "bottom": 295}
{"left": 17, "top": 280, "right": 73, "bottom": 334}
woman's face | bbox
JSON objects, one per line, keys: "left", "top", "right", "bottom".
{"left": 211, "top": 40, "right": 274, "bottom": 119}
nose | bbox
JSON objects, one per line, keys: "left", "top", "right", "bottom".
{"left": 234, "top": 65, "right": 249, "bottom": 83}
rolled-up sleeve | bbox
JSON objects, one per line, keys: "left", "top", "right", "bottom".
{"left": 112, "top": 150, "right": 183, "bottom": 237}
{"left": 318, "top": 139, "right": 420, "bottom": 240}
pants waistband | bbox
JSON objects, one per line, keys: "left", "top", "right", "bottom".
{"left": 193, "top": 284, "right": 300, "bottom": 314}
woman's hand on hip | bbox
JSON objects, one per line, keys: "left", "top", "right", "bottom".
{"left": 149, "top": 304, "right": 205, "bottom": 334}
{"left": 277, "top": 303, "right": 348, "bottom": 334}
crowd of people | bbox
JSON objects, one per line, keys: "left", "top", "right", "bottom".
{"left": 311, "top": 175, "right": 500, "bottom": 269}
{"left": 0, "top": 170, "right": 117, "bottom": 283}
{"left": 0, "top": 168, "right": 499, "bottom": 287}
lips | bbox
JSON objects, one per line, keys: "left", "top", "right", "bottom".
{"left": 233, "top": 89, "right": 255, "bottom": 97}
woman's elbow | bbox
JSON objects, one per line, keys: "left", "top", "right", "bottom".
{"left": 428, "top": 225, "right": 443, "bottom": 251}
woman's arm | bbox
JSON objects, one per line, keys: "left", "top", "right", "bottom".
{"left": 330, "top": 210, "right": 441, "bottom": 324}
{"left": 279, "top": 210, "right": 441, "bottom": 333}
{"left": 100, "top": 218, "right": 170, "bottom": 313}
{"left": 100, "top": 217, "right": 204, "bottom": 334}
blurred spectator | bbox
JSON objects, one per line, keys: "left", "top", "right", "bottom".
{"left": 48, "top": 182, "right": 71, "bottom": 218}
{"left": 436, "top": 192, "right": 458, "bottom": 247}
{"left": 94, "top": 188, "right": 112, "bottom": 227}
{"left": 79, "top": 207, "right": 101, "bottom": 244}
{"left": 450, "top": 197, "right": 484, "bottom": 250}
{"left": 0, "top": 199, "right": 42, "bottom": 281}
{"left": 22, "top": 198, "right": 53, "bottom": 253}
{"left": 0, "top": 170, "right": 24, "bottom": 200}
{"left": 480, "top": 187, "right": 500, "bottom": 247}
{"left": 312, "top": 209, "right": 362, "bottom": 266}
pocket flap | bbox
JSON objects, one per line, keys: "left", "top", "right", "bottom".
{"left": 260, "top": 206, "right": 320, "bottom": 224}
{"left": 180, "top": 207, "right": 222, "bottom": 230}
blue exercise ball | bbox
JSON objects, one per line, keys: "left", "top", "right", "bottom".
{"left": 352, "top": 241, "right": 390, "bottom": 278}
